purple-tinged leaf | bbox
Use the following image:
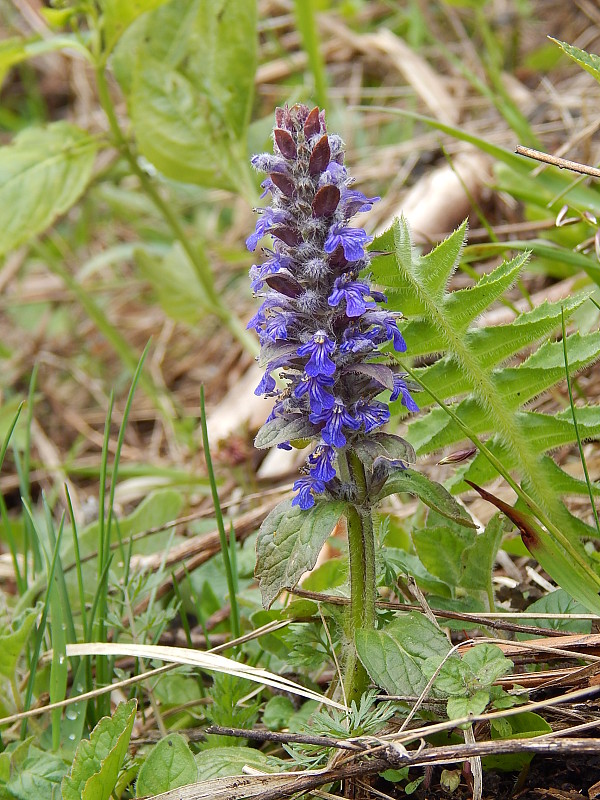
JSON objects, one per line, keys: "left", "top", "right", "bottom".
{"left": 312, "top": 185, "right": 340, "bottom": 218}
{"left": 270, "top": 173, "right": 295, "bottom": 197}
{"left": 274, "top": 129, "right": 297, "bottom": 160}
{"left": 304, "top": 106, "right": 321, "bottom": 139}
{"left": 271, "top": 226, "right": 302, "bottom": 247}
{"left": 264, "top": 272, "right": 304, "bottom": 298}
{"left": 345, "top": 362, "right": 395, "bottom": 391}
{"left": 309, "top": 135, "right": 331, "bottom": 176}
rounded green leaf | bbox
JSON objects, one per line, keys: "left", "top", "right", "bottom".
{"left": 136, "top": 734, "right": 197, "bottom": 796}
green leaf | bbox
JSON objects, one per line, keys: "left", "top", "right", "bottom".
{"left": 551, "top": 38, "right": 600, "bottom": 84}
{"left": 135, "top": 734, "right": 197, "bottom": 796}
{"left": 409, "top": 294, "right": 587, "bottom": 403}
{"left": 485, "top": 711, "right": 552, "bottom": 771}
{"left": 62, "top": 699, "right": 137, "bottom": 800}
{"left": 114, "top": 0, "right": 256, "bottom": 190}
{"left": 447, "top": 691, "right": 489, "bottom": 719}
{"left": 376, "top": 469, "right": 476, "bottom": 528}
{"left": 254, "top": 415, "right": 318, "bottom": 449}
{"left": 459, "top": 514, "right": 505, "bottom": 591}
{"left": 195, "top": 746, "right": 277, "bottom": 779}
{"left": 516, "top": 589, "right": 592, "bottom": 640}
{"left": 256, "top": 498, "right": 347, "bottom": 609}
{"left": 0, "top": 605, "right": 38, "bottom": 679}
{"left": 461, "top": 644, "right": 513, "bottom": 686}
{"left": 263, "top": 696, "right": 295, "bottom": 731}
{"left": 6, "top": 744, "right": 67, "bottom": 800}
{"left": 0, "top": 122, "right": 98, "bottom": 256}
{"left": 418, "top": 220, "right": 467, "bottom": 301}
{"left": 355, "top": 613, "right": 451, "bottom": 695}
{"left": 0, "top": 35, "right": 91, "bottom": 85}
{"left": 382, "top": 549, "right": 452, "bottom": 597}
{"left": 413, "top": 526, "right": 475, "bottom": 587}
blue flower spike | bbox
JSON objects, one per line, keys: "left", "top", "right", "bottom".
{"left": 249, "top": 104, "right": 418, "bottom": 509}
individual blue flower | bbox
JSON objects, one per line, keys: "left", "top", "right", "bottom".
{"left": 324, "top": 224, "right": 372, "bottom": 261}
{"left": 254, "top": 371, "right": 276, "bottom": 396}
{"left": 391, "top": 374, "right": 419, "bottom": 412}
{"left": 319, "top": 161, "right": 347, "bottom": 187}
{"left": 264, "top": 312, "right": 290, "bottom": 342}
{"left": 259, "top": 177, "right": 274, "bottom": 199}
{"left": 292, "top": 475, "right": 326, "bottom": 510}
{"left": 246, "top": 208, "right": 288, "bottom": 251}
{"left": 310, "top": 399, "right": 361, "bottom": 448}
{"left": 307, "top": 444, "right": 337, "bottom": 482}
{"left": 328, "top": 274, "right": 375, "bottom": 318}
{"left": 341, "top": 188, "right": 380, "bottom": 215}
{"left": 297, "top": 331, "right": 336, "bottom": 377}
{"left": 353, "top": 400, "right": 390, "bottom": 433}
{"left": 293, "top": 374, "right": 335, "bottom": 413}
{"left": 363, "top": 311, "right": 407, "bottom": 352}
{"left": 340, "top": 326, "right": 376, "bottom": 354}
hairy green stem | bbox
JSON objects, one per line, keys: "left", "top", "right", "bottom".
{"left": 339, "top": 451, "right": 376, "bottom": 706}
{"left": 94, "top": 65, "right": 258, "bottom": 357}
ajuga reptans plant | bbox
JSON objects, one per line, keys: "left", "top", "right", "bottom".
{"left": 248, "top": 104, "right": 420, "bottom": 704}
{"left": 247, "top": 104, "right": 418, "bottom": 511}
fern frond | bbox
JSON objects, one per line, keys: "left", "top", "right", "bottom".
{"left": 371, "top": 218, "right": 600, "bottom": 566}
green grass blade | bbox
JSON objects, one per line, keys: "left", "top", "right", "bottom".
{"left": 65, "top": 485, "right": 88, "bottom": 641}
{"left": 20, "top": 500, "right": 64, "bottom": 736}
{"left": 561, "top": 307, "right": 600, "bottom": 536}
{"left": 199, "top": 386, "right": 241, "bottom": 643}
{"left": 0, "top": 402, "right": 25, "bottom": 593}
{"left": 293, "top": 0, "right": 328, "bottom": 109}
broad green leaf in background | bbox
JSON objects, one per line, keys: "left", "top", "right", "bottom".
{"left": 62, "top": 699, "right": 137, "bottom": 800}
{"left": 136, "top": 734, "right": 197, "bottom": 796}
{"left": 113, "top": 0, "right": 257, "bottom": 191}
{"left": 262, "top": 696, "right": 295, "bottom": 731}
{"left": 195, "top": 746, "right": 278, "bottom": 780}
{"left": 5, "top": 742, "right": 67, "bottom": 800}
{"left": 355, "top": 613, "right": 451, "bottom": 696}
{"left": 486, "top": 711, "right": 552, "bottom": 771}
{"left": 516, "top": 588, "right": 593, "bottom": 639}
{"left": 0, "top": 35, "right": 91, "bottom": 86}
{"left": 256, "top": 499, "right": 347, "bottom": 609}
{"left": 100, "top": 0, "right": 170, "bottom": 53}
{"left": 135, "top": 243, "right": 212, "bottom": 325}
{"left": 0, "top": 122, "right": 98, "bottom": 256}
{"left": 412, "top": 524, "right": 476, "bottom": 587}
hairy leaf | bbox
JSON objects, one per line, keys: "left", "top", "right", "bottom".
{"left": 356, "top": 613, "right": 450, "bottom": 695}
{"left": 376, "top": 469, "right": 476, "bottom": 528}
{"left": 256, "top": 499, "right": 346, "bottom": 608}
{"left": 255, "top": 415, "right": 319, "bottom": 449}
